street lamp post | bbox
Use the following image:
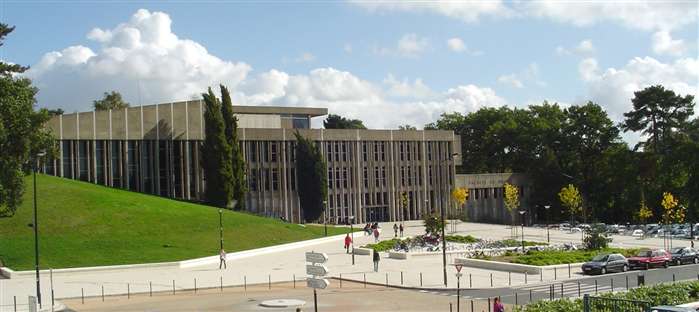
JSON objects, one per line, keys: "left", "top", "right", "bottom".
{"left": 323, "top": 200, "right": 328, "bottom": 237}
{"left": 544, "top": 205, "right": 551, "bottom": 243}
{"left": 33, "top": 151, "right": 46, "bottom": 308}
{"left": 349, "top": 216, "right": 355, "bottom": 265}
{"left": 440, "top": 199, "right": 447, "bottom": 287}
{"left": 219, "top": 208, "right": 223, "bottom": 250}
{"left": 518, "top": 210, "right": 527, "bottom": 251}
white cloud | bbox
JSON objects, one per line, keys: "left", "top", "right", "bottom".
{"left": 446, "top": 37, "right": 483, "bottom": 56}
{"left": 383, "top": 74, "right": 434, "bottom": 99}
{"left": 397, "top": 33, "right": 429, "bottom": 57}
{"left": 579, "top": 56, "right": 698, "bottom": 120}
{"left": 26, "top": 9, "right": 251, "bottom": 111}
{"left": 652, "top": 31, "right": 687, "bottom": 57}
{"left": 295, "top": 52, "right": 316, "bottom": 63}
{"left": 519, "top": 1, "right": 698, "bottom": 31}
{"left": 351, "top": 1, "right": 698, "bottom": 31}
{"left": 350, "top": 0, "right": 514, "bottom": 23}
{"left": 497, "top": 74, "right": 523, "bottom": 88}
{"left": 555, "top": 39, "right": 595, "bottom": 56}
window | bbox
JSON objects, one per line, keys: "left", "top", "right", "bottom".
{"left": 343, "top": 167, "right": 348, "bottom": 188}
{"left": 249, "top": 168, "right": 258, "bottom": 191}
{"left": 335, "top": 167, "right": 341, "bottom": 189}
{"left": 428, "top": 143, "right": 432, "bottom": 161}
{"left": 263, "top": 168, "right": 270, "bottom": 191}
{"left": 374, "top": 142, "right": 379, "bottom": 161}
{"left": 418, "top": 166, "right": 422, "bottom": 186}
{"left": 381, "top": 143, "right": 386, "bottom": 161}
{"left": 407, "top": 167, "right": 412, "bottom": 186}
{"left": 290, "top": 142, "right": 296, "bottom": 162}
{"left": 381, "top": 167, "right": 387, "bottom": 187}
{"left": 474, "top": 189, "right": 479, "bottom": 200}
{"left": 328, "top": 168, "right": 334, "bottom": 189}
{"left": 334, "top": 142, "right": 340, "bottom": 162}
{"left": 428, "top": 166, "right": 433, "bottom": 186}
{"left": 327, "top": 142, "right": 332, "bottom": 162}
{"left": 400, "top": 142, "right": 404, "bottom": 161}
{"left": 328, "top": 195, "right": 334, "bottom": 208}
{"left": 417, "top": 144, "right": 421, "bottom": 161}
{"left": 400, "top": 166, "right": 406, "bottom": 186}
{"left": 272, "top": 168, "right": 279, "bottom": 191}
{"left": 374, "top": 166, "right": 380, "bottom": 187}
{"left": 363, "top": 167, "right": 369, "bottom": 188}
{"left": 342, "top": 143, "right": 347, "bottom": 162}
{"left": 263, "top": 142, "right": 269, "bottom": 163}
{"left": 407, "top": 143, "right": 411, "bottom": 161}
{"left": 363, "top": 143, "right": 368, "bottom": 162}
{"left": 290, "top": 168, "right": 296, "bottom": 190}
{"left": 270, "top": 143, "right": 277, "bottom": 162}
{"left": 344, "top": 194, "right": 349, "bottom": 207}
{"left": 249, "top": 142, "right": 257, "bottom": 162}
{"left": 484, "top": 188, "right": 489, "bottom": 199}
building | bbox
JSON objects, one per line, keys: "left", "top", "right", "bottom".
{"left": 43, "top": 100, "right": 461, "bottom": 224}
{"left": 455, "top": 173, "right": 532, "bottom": 224}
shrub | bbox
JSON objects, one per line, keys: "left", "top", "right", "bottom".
{"left": 500, "top": 239, "right": 548, "bottom": 248}
{"left": 584, "top": 224, "right": 612, "bottom": 250}
{"left": 445, "top": 235, "right": 479, "bottom": 244}
{"left": 363, "top": 238, "right": 401, "bottom": 252}
{"left": 423, "top": 213, "right": 444, "bottom": 234}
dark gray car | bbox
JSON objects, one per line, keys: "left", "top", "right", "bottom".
{"left": 582, "top": 253, "right": 629, "bottom": 275}
{"left": 670, "top": 247, "right": 698, "bottom": 265}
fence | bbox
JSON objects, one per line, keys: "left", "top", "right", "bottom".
{"left": 583, "top": 294, "right": 650, "bottom": 312}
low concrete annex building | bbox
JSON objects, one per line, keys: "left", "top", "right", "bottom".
{"left": 455, "top": 173, "right": 531, "bottom": 225}
{"left": 43, "top": 101, "right": 462, "bottom": 224}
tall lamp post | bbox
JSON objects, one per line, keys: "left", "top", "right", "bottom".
{"left": 219, "top": 208, "right": 224, "bottom": 250}
{"left": 544, "top": 205, "right": 551, "bottom": 243}
{"left": 439, "top": 152, "right": 459, "bottom": 287}
{"left": 348, "top": 216, "right": 355, "bottom": 265}
{"left": 33, "top": 151, "right": 46, "bottom": 308}
{"left": 518, "top": 210, "right": 527, "bottom": 251}
{"left": 323, "top": 200, "right": 328, "bottom": 237}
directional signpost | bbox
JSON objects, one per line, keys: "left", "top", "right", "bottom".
{"left": 306, "top": 252, "right": 329, "bottom": 312}
{"left": 455, "top": 264, "right": 464, "bottom": 312}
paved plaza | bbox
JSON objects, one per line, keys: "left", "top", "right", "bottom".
{"left": 0, "top": 221, "right": 688, "bottom": 311}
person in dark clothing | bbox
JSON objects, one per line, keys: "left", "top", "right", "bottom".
{"left": 393, "top": 223, "right": 398, "bottom": 237}
{"left": 372, "top": 249, "right": 380, "bottom": 272}
{"left": 493, "top": 297, "right": 504, "bottom": 312}
{"left": 399, "top": 223, "right": 404, "bottom": 237}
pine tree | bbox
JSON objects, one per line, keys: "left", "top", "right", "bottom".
{"left": 294, "top": 130, "right": 327, "bottom": 222}
{"left": 220, "top": 85, "right": 247, "bottom": 210}
{"left": 201, "top": 88, "right": 233, "bottom": 208}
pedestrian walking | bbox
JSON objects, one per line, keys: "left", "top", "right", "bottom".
{"left": 219, "top": 248, "right": 227, "bottom": 269}
{"left": 372, "top": 249, "right": 380, "bottom": 272}
{"left": 493, "top": 297, "right": 504, "bottom": 312}
{"left": 399, "top": 223, "right": 404, "bottom": 237}
{"left": 373, "top": 227, "right": 380, "bottom": 243}
{"left": 344, "top": 233, "right": 352, "bottom": 253}
{"left": 393, "top": 223, "right": 398, "bottom": 237}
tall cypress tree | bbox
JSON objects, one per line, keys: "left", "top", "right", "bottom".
{"left": 201, "top": 87, "right": 234, "bottom": 208}
{"left": 294, "top": 130, "right": 327, "bottom": 222}
{"left": 220, "top": 85, "right": 247, "bottom": 210}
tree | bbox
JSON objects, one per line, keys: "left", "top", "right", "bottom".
{"left": 219, "top": 85, "right": 246, "bottom": 210}
{"left": 400, "top": 191, "right": 409, "bottom": 221}
{"left": 451, "top": 187, "right": 469, "bottom": 222}
{"left": 622, "top": 85, "right": 695, "bottom": 154}
{"left": 47, "top": 108, "right": 64, "bottom": 116}
{"left": 294, "top": 130, "right": 327, "bottom": 222}
{"left": 637, "top": 199, "right": 654, "bottom": 224}
{"left": 661, "top": 192, "right": 683, "bottom": 224}
{"left": 0, "top": 24, "right": 55, "bottom": 217}
{"left": 558, "top": 184, "right": 582, "bottom": 225}
{"left": 323, "top": 114, "right": 366, "bottom": 129}
{"left": 93, "top": 91, "right": 130, "bottom": 111}
{"left": 398, "top": 124, "right": 417, "bottom": 130}
{"left": 504, "top": 182, "right": 520, "bottom": 236}
{"left": 201, "top": 87, "right": 234, "bottom": 208}
{"left": 423, "top": 212, "right": 444, "bottom": 234}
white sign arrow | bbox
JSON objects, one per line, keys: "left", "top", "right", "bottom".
{"left": 306, "top": 264, "right": 329, "bottom": 276}
{"left": 305, "top": 252, "right": 329, "bottom": 264}
{"left": 307, "top": 278, "right": 330, "bottom": 289}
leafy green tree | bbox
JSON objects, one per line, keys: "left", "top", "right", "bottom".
{"left": 622, "top": 85, "right": 695, "bottom": 154}
{"left": 423, "top": 212, "right": 444, "bottom": 234}
{"left": 294, "top": 130, "right": 327, "bottom": 222}
{"left": 398, "top": 124, "right": 417, "bottom": 130}
{"left": 201, "top": 88, "right": 233, "bottom": 208}
{"left": 558, "top": 184, "right": 582, "bottom": 224}
{"left": 219, "top": 85, "right": 246, "bottom": 210}
{"left": 93, "top": 91, "right": 130, "bottom": 111}
{"left": 0, "top": 24, "right": 55, "bottom": 217}
{"left": 323, "top": 114, "right": 366, "bottom": 129}
{"left": 47, "top": 108, "right": 64, "bottom": 116}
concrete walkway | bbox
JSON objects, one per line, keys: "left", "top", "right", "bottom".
{"left": 0, "top": 220, "right": 677, "bottom": 311}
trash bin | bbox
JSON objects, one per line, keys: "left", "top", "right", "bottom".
{"left": 637, "top": 273, "right": 645, "bottom": 286}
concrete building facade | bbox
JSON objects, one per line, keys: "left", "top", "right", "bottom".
{"left": 43, "top": 100, "right": 461, "bottom": 224}
{"left": 455, "top": 173, "right": 531, "bottom": 225}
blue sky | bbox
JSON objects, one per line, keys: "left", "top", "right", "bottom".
{"left": 1, "top": 1, "right": 697, "bottom": 137}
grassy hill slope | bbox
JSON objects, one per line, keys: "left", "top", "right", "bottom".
{"left": 0, "top": 174, "right": 346, "bottom": 270}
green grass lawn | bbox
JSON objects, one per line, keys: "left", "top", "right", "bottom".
{"left": 488, "top": 248, "right": 640, "bottom": 266}
{"left": 0, "top": 174, "right": 348, "bottom": 270}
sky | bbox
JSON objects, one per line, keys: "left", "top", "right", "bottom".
{"left": 1, "top": 1, "right": 697, "bottom": 141}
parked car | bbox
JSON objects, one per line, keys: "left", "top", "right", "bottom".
{"left": 632, "top": 229, "right": 644, "bottom": 238}
{"left": 628, "top": 249, "right": 671, "bottom": 270}
{"left": 670, "top": 247, "right": 698, "bottom": 265}
{"left": 581, "top": 253, "right": 629, "bottom": 275}
{"left": 649, "top": 306, "right": 695, "bottom": 312}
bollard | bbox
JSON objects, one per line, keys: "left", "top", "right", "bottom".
{"left": 127, "top": 283, "right": 130, "bottom": 299}
{"left": 488, "top": 298, "right": 491, "bottom": 312}
{"left": 268, "top": 274, "right": 271, "bottom": 290}
{"left": 525, "top": 272, "right": 528, "bottom": 284}
{"left": 385, "top": 273, "right": 389, "bottom": 287}
{"left": 173, "top": 280, "right": 176, "bottom": 295}
{"left": 150, "top": 281, "right": 152, "bottom": 297}
{"left": 490, "top": 273, "right": 493, "bottom": 287}
{"left": 611, "top": 278, "right": 614, "bottom": 292}
{"left": 194, "top": 278, "right": 197, "bottom": 293}
{"left": 221, "top": 276, "right": 223, "bottom": 292}
{"left": 450, "top": 302, "right": 453, "bottom": 312}
{"left": 401, "top": 271, "right": 404, "bottom": 285}
{"left": 595, "top": 279, "right": 598, "bottom": 294}
{"left": 244, "top": 276, "right": 247, "bottom": 291}
{"left": 293, "top": 274, "right": 296, "bottom": 289}
{"left": 529, "top": 289, "right": 533, "bottom": 302}
{"left": 626, "top": 275, "right": 629, "bottom": 290}
{"left": 554, "top": 267, "right": 557, "bottom": 280}
{"left": 14, "top": 296, "right": 17, "bottom": 312}
{"left": 540, "top": 270, "right": 543, "bottom": 282}
{"left": 470, "top": 300, "right": 474, "bottom": 312}
{"left": 102, "top": 286, "right": 104, "bottom": 301}
{"left": 469, "top": 274, "right": 472, "bottom": 288}
{"left": 364, "top": 273, "right": 367, "bottom": 288}
{"left": 515, "top": 292, "right": 518, "bottom": 305}
{"left": 549, "top": 285, "right": 553, "bottom": 300}
{"left": 560, "top": 283, "right": 564, "bottom": 297}
{"left": 81, "top": 288, "right": 84, "bottom": 304}
{"left": 568, "top": 263, "right": 571, "bottom": 278}
{"left": 673, "top": 273, "right": 676, "bottom": 282}
{"left": 509, "top": 272, "right": 511, "bottom": 285}
{"left": 340, "top": 274, "right": 343, "bottom": 288}
{"left": 420, "top": 272, "right": 423, "bottom": 287}
{"left": 578, "top": 281, "right": 581, "bottom": 297}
